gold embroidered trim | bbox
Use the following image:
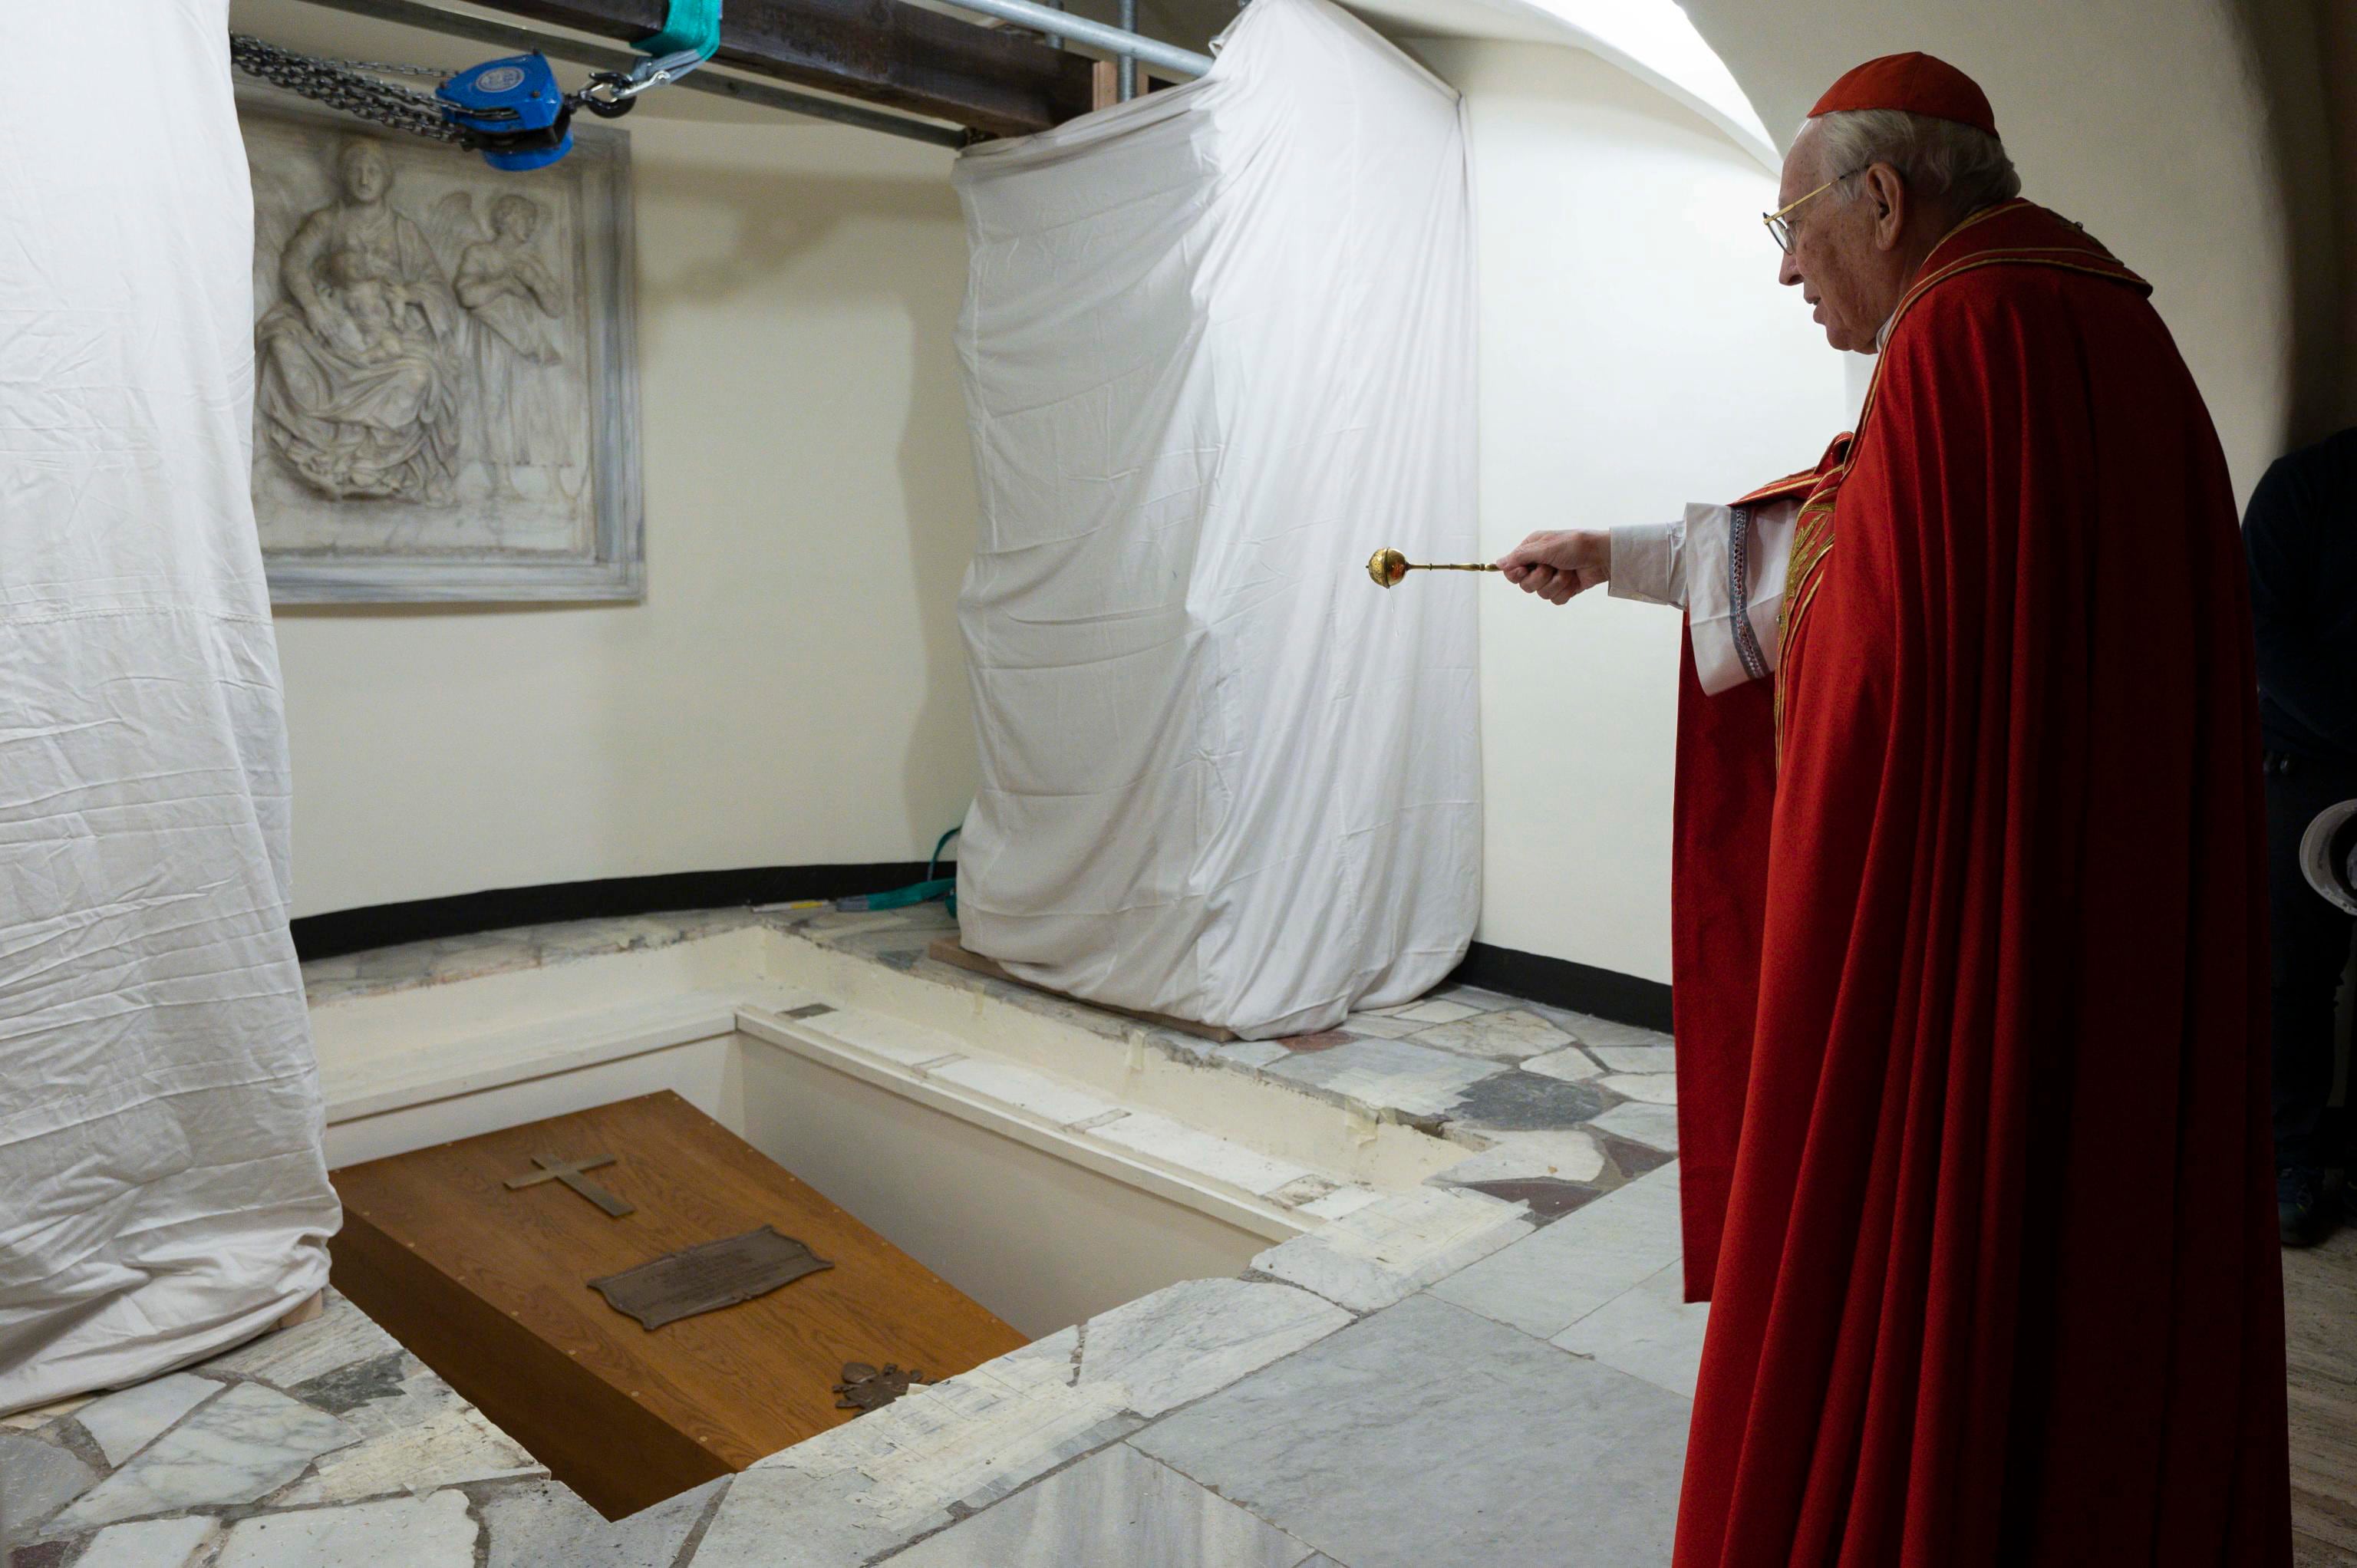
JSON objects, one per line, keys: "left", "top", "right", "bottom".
{"left": 1764, "top": 222, "right": 2148, "bottom": 762}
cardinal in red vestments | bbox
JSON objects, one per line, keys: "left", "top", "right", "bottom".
{"left": 1499, "top": 53, "right": 2291, "bottom": 1566}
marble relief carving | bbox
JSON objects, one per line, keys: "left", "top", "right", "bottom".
{"left": 239, "top": 94, "right": 642, "bottom": 602}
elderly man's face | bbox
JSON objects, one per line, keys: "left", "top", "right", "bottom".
{"left": 1775, "top": 124, "right": 1886, "bottom": 354}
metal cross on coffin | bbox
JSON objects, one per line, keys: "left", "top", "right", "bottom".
{"left": 503, "top": 1153, "right": 636, "bottom": 1217}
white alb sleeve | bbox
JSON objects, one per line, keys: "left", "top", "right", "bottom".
{"left": 1607, "top": 519, "right": 1686, "bottom": 607}
{"left": 1682, "top": 496, "right": 1800, "bottom": 694}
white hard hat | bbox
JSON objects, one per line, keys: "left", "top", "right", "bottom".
{"left": 2298, "top": 797, "right": 2357, "bottom": 917}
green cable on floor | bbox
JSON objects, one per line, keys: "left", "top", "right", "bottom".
{"left": 852, "top": 825, "right": 961, "bottom": 914}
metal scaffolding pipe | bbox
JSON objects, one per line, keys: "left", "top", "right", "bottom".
{"left": 1118, "top": 0, "right": 1136, "bottom": 100}
{"left": 934, "top": 0, "right": 1211, "bottom": 81}
{"left": 288, "top": 0, "right": 969, "bottom": 146}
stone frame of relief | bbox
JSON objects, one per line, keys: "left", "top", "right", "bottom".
{"left": 238, "top": 87, "right": 644, "bottom": 604}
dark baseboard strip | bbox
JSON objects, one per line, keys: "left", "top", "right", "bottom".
{"left": 294, "top": 877, "right": 1674, "bottom": 1036}
{"left": 1446, "top": 941, "right": 1674, "bottom": 1034}
{"left": 289, "top": 862, "right": 936, "bottom": 963}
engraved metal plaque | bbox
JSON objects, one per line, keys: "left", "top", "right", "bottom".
{"left": 588, "top": 1226, "right": 833, "bottom": 1330}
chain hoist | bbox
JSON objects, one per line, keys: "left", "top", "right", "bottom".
{"left": 228, "top": 35, "right": 710, "bottom": 171}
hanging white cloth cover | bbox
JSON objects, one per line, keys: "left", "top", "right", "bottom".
{"left": 951, "top": 0, "right": 1479, "bottom": 1039}
{"left": 0, "top": 0, "right": 338, "bottom": 1412}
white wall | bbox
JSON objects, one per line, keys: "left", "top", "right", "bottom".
{"left": 231, "top": 2, "right": 981, "bottom": 918}
{"left": 1409, "top": 38, "right": 1849, "bottom": 983}
{"left": 1680, "top": 0, "right": 2318, "bottom": 506}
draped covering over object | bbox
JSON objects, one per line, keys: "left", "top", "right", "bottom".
{"left": 1667, "top": 202, "right": 2289, "bottom": 1566}
{"left": 950, "top": 0, "right": 1480, "bottom": 1038}
{"left": 0, "top": 0, "right": 340, "bottom": 1412}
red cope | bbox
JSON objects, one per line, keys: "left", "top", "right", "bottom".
{"left": 1666, "top": 200, "right": 2291, "bottom": 1566}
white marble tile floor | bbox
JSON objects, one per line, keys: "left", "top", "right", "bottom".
{"left": 1405, "top": 1007, "right": 1576, "bottom": 1060}
{"left": 1591, "top": 1100, "right": 1682, "bottom": 1151}
{"left": 886, "top": 1443, "right": 1318, "bottom": 1568}
{"left": 1430, "top": 1163, "right": 1686, "bottom": 1340}
{"left": 1070, "top": 1278, "right": 1353, "bottom": 1417}
{"left": 1086, "top": 1111, "right": 1317, "bottom": 1198}
{"left": 70, "top": 1515, "right": 219, "bottom": 1567}
{"left": 1251, "top": 1186, "right": 1533, "bottom": 1313}
{"left": 1129, "top": 1293, "right": 1690, "bottom": 1568}
{"left": 0, "top": 907, "right": 1713, "bottom": 1568}
{"left": 213, "top": 1488, "right": 477, "bottom": 1566}
{"left": 1600, "top": 1071, "right": 1680, "bottom": 1105}
{"left": 71, "top": 1376, "right": 219, "bottom": 1469}
{"left": 1433, "top": 1128, "right": 1607, "bottom": 1187}
{"left": 1521, "top": 1043, "right": 1605, "bottom": 1082}
{"left": 47, "top": 1383, "right": 361, "bottom": 1534}
{"left": 1257, "top": 1035, "right": 1508, "bottom": 1118}
{"left": 1553, "top": 1260, "right": 1713, "bottom": 1399}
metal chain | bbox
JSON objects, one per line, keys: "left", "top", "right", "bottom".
{"left": 229, "top": 34, "right": 469, "bottom": 144}
{"left": 304, "top": 55, "right": 450, "bottom": 80}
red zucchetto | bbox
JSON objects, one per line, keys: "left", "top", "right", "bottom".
{"left": 1808, "top": 51, "right": 1999, "bottom": 138}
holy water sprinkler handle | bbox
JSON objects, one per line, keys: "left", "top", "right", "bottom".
{"left": 1366, "top": 548, "right": 1504, "bottom": 588}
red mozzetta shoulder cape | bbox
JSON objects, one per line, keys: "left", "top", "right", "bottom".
{"left": 1669, "top": 200, "right": 2290, "bottom": 1565}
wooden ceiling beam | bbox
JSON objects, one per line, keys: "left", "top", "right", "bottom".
{"left": 471, "top": 0, "right": 1096, "bottom": 137}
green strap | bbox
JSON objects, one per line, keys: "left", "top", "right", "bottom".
{"left": 640, "top": 0, "right": 723, "bottom": 59}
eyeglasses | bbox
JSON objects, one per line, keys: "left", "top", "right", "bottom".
{"left": 1762, "top": 170, "right": 1864, "bottom": 254}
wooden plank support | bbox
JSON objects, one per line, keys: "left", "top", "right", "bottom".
{"left": 471, "top": 0, "right": 1097, "bottom": 136}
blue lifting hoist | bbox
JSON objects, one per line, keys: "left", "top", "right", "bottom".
{"left": 229, "top": 2, "right": 720, "bottom": 173}
{"left": 434, "top": 46, "right": 709, "bottom": 171}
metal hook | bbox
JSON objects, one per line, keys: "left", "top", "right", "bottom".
{"left": 580, "top": 47, "right": 709, "bottom": 117}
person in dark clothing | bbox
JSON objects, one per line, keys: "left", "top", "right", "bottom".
{"left": 2244, "top": 426, "right": 2357, "bottom": 1245}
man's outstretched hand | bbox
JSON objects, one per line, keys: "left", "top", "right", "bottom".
{"left": 1498, "top": 530, "right": 1610, "bottom": 604}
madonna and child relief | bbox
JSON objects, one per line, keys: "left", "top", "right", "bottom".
{"left": 239, "top": 97, "right": 641, "bottom": 599}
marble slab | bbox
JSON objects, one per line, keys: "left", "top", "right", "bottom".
{"left": 1432, "top": 1130, "right": 1605, "bottom": 1188}
{"left": 1520, "top": 1045, "right": 1603, "bottom": 1084}
{"left": 47, "top": 1382, "right": 359, "bottom": 1535}
{"left": 1297, "top": 1184, "right": 1385, "bottom": 1222}
{"left": 1258, "top": 1036, "right": 1507, "bottom": 1118}
{"left": 689, "top": 1466, "right": 948, "bottom": 1568}
{"left": 1405, "top": 1009, "right": 1574, "bottom": 1061}
{"left": 74, "top": 1374, "right": 221, "bottom": 1468}
{"left": 1553, "top": 1260, "right": 1712, "bottom": 1399}
{"left": 794, "top": 1007, "right": 966, "bottom": 1071}
{"left": 1439, "top": 1068, "right": 1608, "bottom": 1132}
{"left": 749, "top": 1336, "right": 1139, "bottom": 1526}
{"left": 1600, "top": 1072, "right": 1678, "bottom": 1105}
{"left": 1088, "top": 1111, "right": 1317, "bottom": 1197}
{"left": 213, "top": 1487, "right": 476, "bottom": 1566}
{"left": 2, "top": 1394, "right": 94, "bottom": 1433}
{"left": 1591, "top": 1043, "right": 1677, "bottom": 1074}
{"left": 1, "top": 1428, "right": 99, "bottom": 1538}
{"left": 1251, "top": 1188, "right": 1531, "bottom": 1313}
{"left": 1531, "top": 1006, "right": 1674, "bottom": 1051}
{"left": 1426, "top": 984, "right": 1522, "bottom": 1013}
{"left": 269, "top": 1402, "right": 542, "bottom": 1507}
{"left": 1073, "top": 1278, "right": 1353, "bottom": 1417}
{"left": 202, "top": 1293, "right": 397, "bottom": 1389}
{"left": 1589, "top": 1101, "right": 1680, "bottom": 1152}
{"left": 1337, "top": 1012, "right": 1426, "bottom": 1039}
{"left": 71, "top": 1514, "right": 219, "bottom": 1567}
{"left": 925, "top": 1057, "right": 1122, "bottom": 1127}
{"left": 483, "top": 1476, "right": 724, "bottom": 1568}
{"left": 1430, "top": 1163, "right": 1684, "bottom": 1340}
{"left": 1375, "top": 998, "right": 1480, "bottom": 1025}
{"left": 1129, "top": 1293, "right": 1689, "bottom": 1568}
{"left": 886, "top": 1441, "right": 1316, "bottom": 1568}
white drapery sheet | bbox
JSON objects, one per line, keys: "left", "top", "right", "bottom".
{"left": 951, "top": 0, "right": 1481, "bottom": 1038}
{"left": 0, "top": 0, "right": 339, "bottom": 1413}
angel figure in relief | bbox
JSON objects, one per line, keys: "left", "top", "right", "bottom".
{"left": 434, "top": 191, "right": 579, "bottom": 503}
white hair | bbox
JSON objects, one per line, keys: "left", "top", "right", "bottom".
{"left": 1803, "top": 108, "right": 2022, "bottom": 218}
